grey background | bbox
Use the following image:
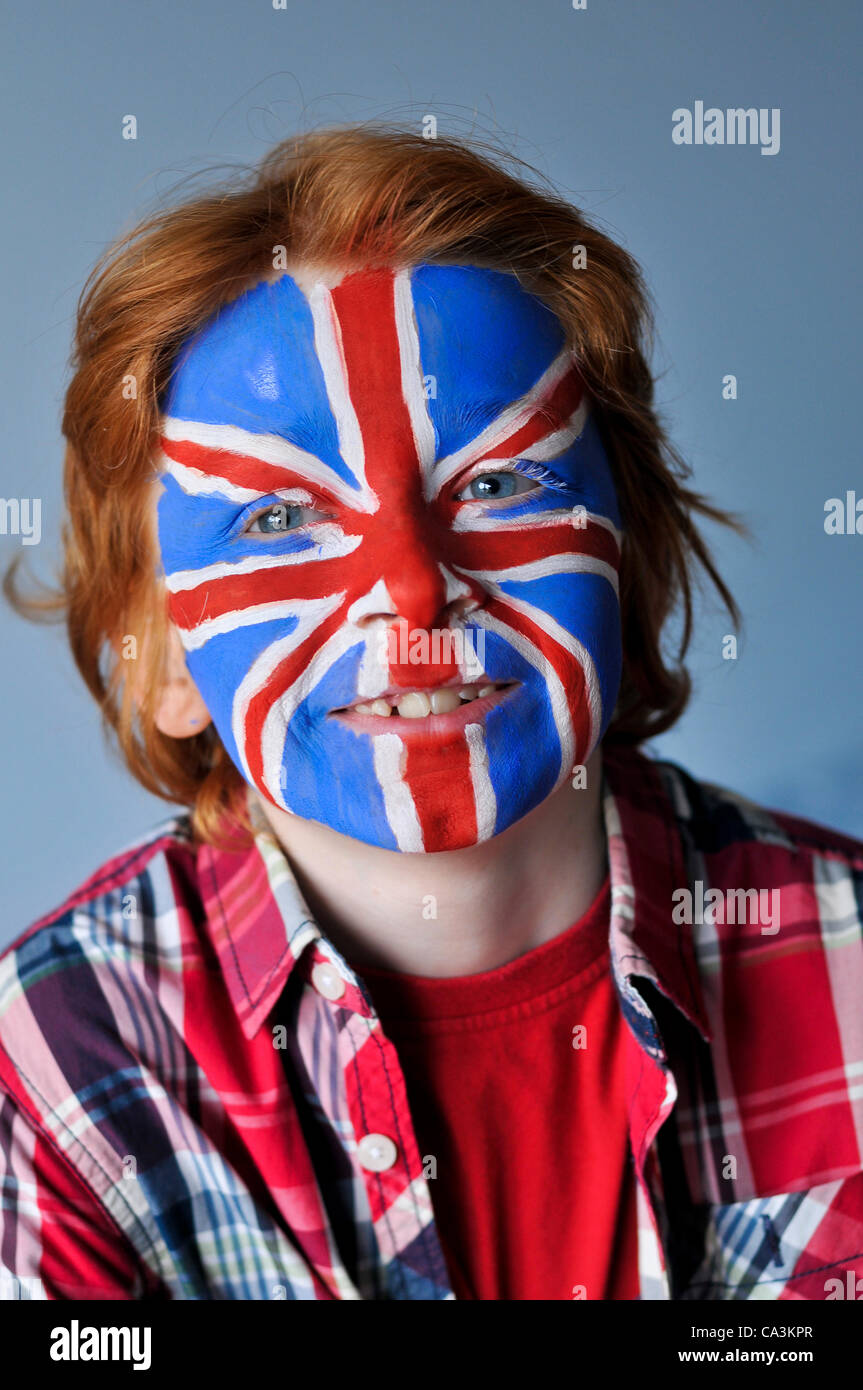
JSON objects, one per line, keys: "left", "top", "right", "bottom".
{"left": 1, "top": 0, "right": 860, "bottom": 944}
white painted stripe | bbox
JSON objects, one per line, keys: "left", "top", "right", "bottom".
{"left": 445, "top": 401, "right": 589, "bottom": 491}
{"left": 465, "top": 722, "right": 497, "bottom": 841}
{"left": 452, "top": 506, "right": 622, "bottom": 548}
{"left": 308, "top": 282, "right": 377, "bottom": 510}
{"left": 373, "top": 733, "right": 424, "bottom": 851}
{"left": 347, "top": 580, "right": 398, "bottom": 700}
{"left": 179, "top": 599, "right": 327, "bottom": 652}
{"left": 454, "top": 552, "right": 619, "bottom": 597}
{"left": 394, "top": 268, "right": 437, "bottom": 479}
{"left": 428, "top": 348, "right": 577, "bottom": 497}
{"left": 259, "top": 622, "right": 365, "bottom": 807}
{"left": 487, "top": 590, "right": 602, "bottom": 754}
{"left": 165, "top": 529, "right": 361, "bottom": 593}
{"left": 346, "top": 577, "right": 394, "bottom": 626}
{"left": 230, "top": 594, "right": 347, "bottom": 789}
{"left": 439, "top": 563, "right": 472, "bottom": 604}
{"left": 470, "top": 608, "right": 575, "bottom": 777}
{"left": 160, "top": 420, "right": 372, "bottom": 512}
{"left": 161, "top": 454, "right": 262, "bottom": 505}
{"left": 511, "top": 399, "right": 589, "bottom": 462}
{"left": 356, "top": 633, "right": 392, "bottom": 701}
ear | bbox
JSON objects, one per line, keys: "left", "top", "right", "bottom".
{"left": 154, "top": 625, "right": 213, "bottom": 738}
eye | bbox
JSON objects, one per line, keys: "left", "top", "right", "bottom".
{"left": 455, "top": 470, "right": 540, "bottom": 503}
{"left": 244, "top": 502, "right": 325, "bottom": 535}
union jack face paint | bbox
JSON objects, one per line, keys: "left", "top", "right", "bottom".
{"left": 156, "top": 264, "right": 623, "bottom": 852}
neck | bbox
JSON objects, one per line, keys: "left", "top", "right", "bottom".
{"left": 256, "top": 746, "right": 608, "bottom": 978}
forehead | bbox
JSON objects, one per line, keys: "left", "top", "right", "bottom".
{"left": 161, "top": 264, "right": 567, "bottom": 460}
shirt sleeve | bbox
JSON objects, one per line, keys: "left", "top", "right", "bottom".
{"left": 0, "top": 1088, "right": 162, "bottom": 1300}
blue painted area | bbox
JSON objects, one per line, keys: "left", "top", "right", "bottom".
{"left": 161, "top": 273, "right": 359, "bottom": 491}
{"left": 474, "top": 629, "right": 562, "bottom": 832}
{"left": 548, "top": 415, "right": 623, "bottom": 527}
{"left": 496, "top": 573, "right": 622, "bottom": 740}
{"left": 157, "top": 473, "right": 321, "bottom": 573}
{"left": 411, "top": 264, "right": 565, "bottom": 461}
{"left": 484, "top": 417, "right": 621, "bottom": 527}
{"left": 281, "top": 644, "right": 399, "bottom": 848}
{"left": 185, "top": 616, "right": 300, "bottom": 771}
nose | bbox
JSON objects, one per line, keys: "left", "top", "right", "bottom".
{"left": 351, "top": 522, "right": 479, "bottom": 634}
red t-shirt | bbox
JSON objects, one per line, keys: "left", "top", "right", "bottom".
{"left": 360, "top": 875, "right": 640, "bottom": 1301}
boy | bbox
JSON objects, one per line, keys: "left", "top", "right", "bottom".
{"left": 2, "top": 126, "right": 862, "bottom": 1301}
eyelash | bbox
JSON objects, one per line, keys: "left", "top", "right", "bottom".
{"left": 455, "top": 459, "right": 572, "bottom": 499}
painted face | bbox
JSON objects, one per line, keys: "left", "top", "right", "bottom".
{"left": 156, "top": 264, "right": 622, "bottom": 852}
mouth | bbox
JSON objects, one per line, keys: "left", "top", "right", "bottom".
{"left": 330, "top": 680, "right": 519, "bottom": 734}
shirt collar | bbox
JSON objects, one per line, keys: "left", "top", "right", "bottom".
{"left": 602, "top": 745, "right": 712, "bottom": 1046}
{"left": 196, "top": 793, "right": 322, "bottom": 1038}
{"left": 199, "top": 748, "right": 712, "bottom": 1046}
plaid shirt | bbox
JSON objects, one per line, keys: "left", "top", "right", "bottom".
{"left": 2, "top": 745, "right": 863, "bottom": 1301}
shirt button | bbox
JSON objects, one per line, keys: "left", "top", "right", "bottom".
{"left": 311, "top": 962, "right": 346, "bottom": 1001}
{"left": 357, "top": 1133, "right": 398, "bottom": 1172}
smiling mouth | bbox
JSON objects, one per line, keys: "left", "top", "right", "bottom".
{"left": 332, "top": 680, "right": 517, "bottom": 720}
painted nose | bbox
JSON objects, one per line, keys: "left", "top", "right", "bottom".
{"left": 383, "top": 525, "right": 449, "bottom": 631}
{"left": 351, "top": 519, "right": 471, "bottom": 633}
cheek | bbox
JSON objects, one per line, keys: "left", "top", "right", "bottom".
{"left": 516, "top": 571, "right": 622, "bottom": 730}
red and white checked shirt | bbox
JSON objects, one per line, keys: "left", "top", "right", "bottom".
{"left": 1, "top": 745, "right": 863, "bottom": 1300}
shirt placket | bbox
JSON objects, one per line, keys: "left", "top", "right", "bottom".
{"left": 302, "top": 943, "right": 454, "bottom": 1300}
{"left": 620, "top": 987, "right": 682, "bottom": 1301}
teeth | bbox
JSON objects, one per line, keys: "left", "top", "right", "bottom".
{"left": 429, "top": 688, "right": 462, "bottom": 714}
{"left": 349, "top": 684, "right": 503, "bottom": 718}
{"left": 395, "top": 691, "right": 431, "bottom": 718}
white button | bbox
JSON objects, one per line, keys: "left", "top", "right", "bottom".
{"left": 357, "top": 1133, "right": 398, "bottom": 1173}
{"left": 311, "top": 962, "right": 345, "bottom": 1001}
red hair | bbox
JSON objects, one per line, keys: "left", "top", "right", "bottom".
{"left": 5, "top": 124, "right": 741, "bottom": 843}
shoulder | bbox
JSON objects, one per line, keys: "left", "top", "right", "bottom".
{"left": 0, "top": 813, "right": 200, "bottom": 1115}
{"left": 608, "top": 742, "right": 863, "bottom": 1037}
{"left": 606, "top": 742, "right": 863, "bottom": 881}
{"left": 609, "top": 749, "right": 863, "bottom": 1203}
{"left": 658, "top": 754, "right": 863, "bottom": 919}
{"left": 604, "top": 742, "right": 863, "bottom": 1016}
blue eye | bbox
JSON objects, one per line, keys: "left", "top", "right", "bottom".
{"left": 245, "top": 503, "right": 314, "bottom": 534}
{"left": 458, "top": 471, "right": 537, "bottom": 502}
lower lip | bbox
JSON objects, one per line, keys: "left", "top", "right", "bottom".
{"left": 330, "top": 685, "right": 519, "bottom": 737}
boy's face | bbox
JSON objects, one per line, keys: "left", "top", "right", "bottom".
{"left": 156, "top": 263, "right": 622, "bottom": 853}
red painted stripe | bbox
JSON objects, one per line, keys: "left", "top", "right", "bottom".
{"left": 330, "top": 271, "right": 450, "bottom": 640}
{"left": 485, "top": 594, "right": 592, "bottom": 763}
{"left": 469, "top": 364, "right": 585, "bottom": 465}
{"left": 403, "top": 730, "right": 477, "bottom": 849}
{"left": 161, "top": 436, "right": 346, "bottom": 503}
{"left": 243, "top": 599, "right": 351, "bottom": 794}
{"left": 456, "top": 517, "right": 619, "bottom": 573}
{"left": 167, "top": 555, "right": 357, "bottom": 634}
